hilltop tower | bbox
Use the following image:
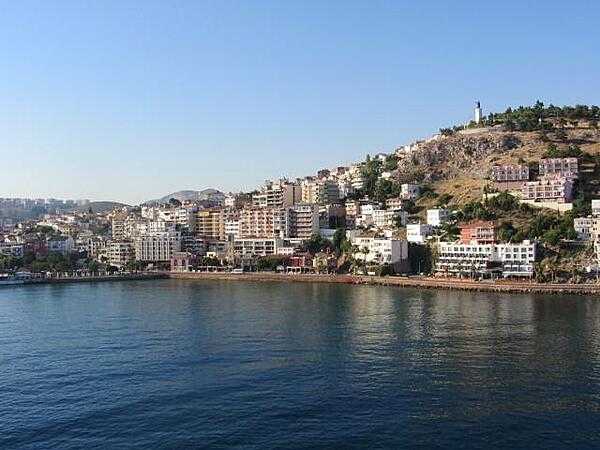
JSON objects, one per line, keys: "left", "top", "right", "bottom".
{"left": 474, "top": 101, "right": 482, "bottom": 124}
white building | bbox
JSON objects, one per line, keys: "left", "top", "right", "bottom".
{"left": 47, "top": 236, "right": 74, "bottom": 255}
{"left": 233, "top": 238, "right": 278, "bottom": 257}
{"left": 224, "top": 218, "right": 240, "bottom": 240}
{"left": 539, "top": 157, "right": 579, "bottom": 179}
{"left": 592, "top": 199, "right": 600, "bottom": 217}
{"left": 474, "top": 101, "right": 482, "bottom": 124}
{"left": 0, "top": 243, "right": 24, "bottom": 258}
{"left": 253, "top": 179, "right": 302, "bottom": 208}
{"left": 436, "top": 240, "right": 536, "bottom": 278}
{"left": 134, "top": 231, "right": 181, "bottom": 262}
{"left": 106, "top": 241, "right": 134, "bottom": 268}
{"left": 427, "top": 208, "right": 450, "bottom": 227}
{"left": 401, "top": 184, "right": 421, "bottom": 200}
{"left": 406, "top": 223, "right": 434, "bottom": 243}
{"left": 574, "top": 217, "right": 600, "bottom": 241}
{"left": 372, "top": 209, "right": 407, "bottom": 229}
{"left": 350, "top": 235, "right": 409, "bottom": 271}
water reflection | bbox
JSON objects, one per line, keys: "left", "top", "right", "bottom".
{"left": 3, "top": 280, "right": 600, "bottom": 449}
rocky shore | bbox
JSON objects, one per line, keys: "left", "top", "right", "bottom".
{"left": 169, "top": 272, "right": 600, "bottom": 296}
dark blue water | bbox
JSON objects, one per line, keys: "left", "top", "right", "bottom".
{"left": 2, "top": 280, "right": 600, "bottom": 449}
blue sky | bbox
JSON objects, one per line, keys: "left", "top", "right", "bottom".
{"left": 1, "top": 1, "right": 599, "bottom": 204}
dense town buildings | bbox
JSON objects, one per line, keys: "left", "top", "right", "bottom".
{"left": 4, "top": 113, "right": 600, "bottom": 283}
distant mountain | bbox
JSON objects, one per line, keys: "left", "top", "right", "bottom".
{"left": 149, "top": 189, "right": 225, "bottom": 205}
{"left": 72, "top": 201, "right": 130, "bottom": 213}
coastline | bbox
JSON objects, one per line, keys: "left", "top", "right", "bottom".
{"left": 169, "top": 271, "right": 600, "bottom": 296}
{"left": 0, "top": 273, "right": 167, "bottom": 288}
{"left": 3, "top": 271, "right": 600, "bottom": 296}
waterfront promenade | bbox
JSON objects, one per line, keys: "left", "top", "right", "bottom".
{"left": 0, "top": 272, "right": 167, "bottom": 287}
{"left": 4, "top": 270, "right": 600, "bottom": 295}
{"left": 170, "top": 271, "right": 600, "bottom": 296}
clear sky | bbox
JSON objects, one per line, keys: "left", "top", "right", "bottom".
{"left": 1, "top": 1, "right": 599, "bottom": 204}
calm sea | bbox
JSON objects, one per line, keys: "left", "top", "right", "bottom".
{"left": 2, "top": 279, "right": 600, "bottom": 449}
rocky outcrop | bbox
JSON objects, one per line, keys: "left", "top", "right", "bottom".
{"left": 395, "top": 131, "right": 522, "bottom": 183}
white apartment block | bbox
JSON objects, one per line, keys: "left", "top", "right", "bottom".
{"left": 436, "top": 240, "right": 536, "bottom": 278}
{"left": 372, "top": 209, "right": 407, "bottom": 229}
{"left": 134, "top": 220, "right": 176, "bottom": 236}
{"left": 47, "top": 236, "right": 74, "bottom": 255}
{"left": 427, "top": 208, "right": 450, "bottom": 227}
{"left": 134, "top": 231, "right": 181, "bottom": 262}
{"left": 592, "top": 200, "right": 600, "bottom": 217}
{"left": 401, "top": 184, "right": 421, "bottom": 200}
{"left": 224, "top": 193, "right": 237, "bottom": 208}
{"left": 224, "top": 218, "right": 240, "bottom": 239}
{"left": 539, "top": 157, "right": 578, "bottom": 179}
{"left": 233, "top": 238, "right": 278, "bottom": 257}
{"left": 106, "top": 241, "right": 134, "bottom": 268}
{"left": 350, "top": 235, "right": 409, "bottom": 270}
{"left": 386, "top": 198, "right": 408, "bottom": 211}
{"left": 406, "top": 223, "right": 434, "bottom": 243}
{"left": 0, "top": 243, "right": 24, "bottom": 258}
{"left": 574, "top": 217, "right": 600, "bottom": 241}
{"left": 490, "top": 164, "right": 530, "bottom": 182}
{"left": 522, "top": 177, "right": 573, "bottom": 203}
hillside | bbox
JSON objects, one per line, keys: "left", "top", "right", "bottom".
{"left": 71, "top": 201, "right": 129, "bottom": 213}
{"left": 146, "top": 189, "right": 225, "bottom": 205}
{"left": 394, "top": 126, "right": 600, "bottom": 209}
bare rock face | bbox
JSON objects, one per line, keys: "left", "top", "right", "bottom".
{"left": 395, "top": 132, "right": 522, "bottom": 183}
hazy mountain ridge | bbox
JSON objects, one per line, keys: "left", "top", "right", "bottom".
{"left": 146, "top": 189, "right": 225, "bottom": 205}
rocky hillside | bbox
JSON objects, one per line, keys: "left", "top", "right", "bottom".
{"left": 393, "top": 125, "right": 600, "bottom": 207}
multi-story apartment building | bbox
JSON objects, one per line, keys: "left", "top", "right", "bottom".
{"left": 400, "top": 184, "right": 421, "bottom": 200}
{"left": 349, "top": 235, "right": 409, "bottom": 272}
{"left": 82, "top": 237, "right": 107, "bottom": 259}
{"left": 252, "top": 179, "right": 302, "bottom": 208}
{"left": 195, "top": 209, "right": 225, "bottom": 241}
{"left": 386, "top": 198, "right": 409, "bottom": 211}
{"left": 372, "top": 209, "right": 407, "bottom": 229}
{"left": 0, "top": 242, "right": 24, "bottom": 258}
{"left": 459, "top": 220, "right": 496, "bottom": 244}
{"left": 134, "top": 231, "right": 181, "bottom": 262}
{"left": 320, "top": 203, "right": 346, "bottom": 229}
{"left": 436, "top": 240, "right": 536, "bottom": 278}
{"left": 287, "top": 204, "right": 319, "bottom": 240}
{"left": 521, "top": 177, "right": 574, "bottom": 203}
{"left": 47, "top": 236, "right": 75, "bottom": 255}
{"left": 134, "top": 220, "right": 176, "bottom": 236}
{"left": 106, "top": 241, "right": 134, "bottom": 268}
{"left": 490, "top": 164, "right": 530, "bottom": 182}
{"left": 574, "top": 217, "right": 600, "bottom": 241}
{"left": 301, "top": 178, "right": 340, "bottom": 205}
{"left": 233, "top": 238, "right": 278, "bottom": 257}
{"left": 224, "top": 218, "right": 240, "bottom": 240}
{"left": 406, "top": 223, "right": 434, "bottom": 243}
{"left": 110, "top": 214, "right": 140, "bottom": 240}
{"left": 427, "top": 208, "right": 450, "bottom": 227}
{"left": 592, "top": 199, "right": 600, "bottom": 217}
{"left": 539, "top": 157, "right": 579, "bottom": 179}
{"left": 239, "top": 207, "right": 286, "bottom": 238}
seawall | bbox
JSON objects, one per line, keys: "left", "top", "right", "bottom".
{"left": 0, "top": 273, "right": 168, "bottom": 288}
{"left": 169, "top": 272, "right": 600, "bottom": 296}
